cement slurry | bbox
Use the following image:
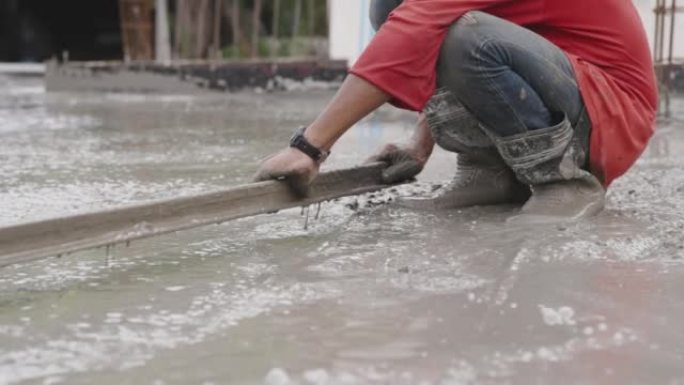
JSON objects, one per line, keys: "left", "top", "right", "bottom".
{"left": 1, "top": 75, "right": 684, "bottom": 384}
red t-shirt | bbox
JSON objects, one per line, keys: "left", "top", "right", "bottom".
{"left": 350, "top": 0, "right": 658, "bottom": 186}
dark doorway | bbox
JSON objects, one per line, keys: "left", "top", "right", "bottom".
{"left": 0, "top": 0, "right": 123, "bottom": 62}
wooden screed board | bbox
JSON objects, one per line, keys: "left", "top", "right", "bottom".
{"left": 0, "top": 164, "right": 393, "bottom": 268}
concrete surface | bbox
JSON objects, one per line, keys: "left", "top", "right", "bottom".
{"left": 0, "top": 64, "right": 45, "bottom": 76}
{"left": 0, "top": 75, "right": 684, "bottom": 385}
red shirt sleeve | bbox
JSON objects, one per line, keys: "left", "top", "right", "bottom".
{"left": 350, "top": 0, "right": 521, "bottom": 111}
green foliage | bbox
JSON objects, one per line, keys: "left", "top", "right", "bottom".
{"left": 258, "top": 38, "right": 270, "bottom": 57}
{"left": 237, "top": 0, "right": 328, "bottom": 37}
{"left": 174, "top": 0, "right": 328, "bottom": 60}
{"left": 222, "top": 45, "right": 240, "bottom": 59}
{"left": 277, "top": 39, "right": 291, "bottom": 57}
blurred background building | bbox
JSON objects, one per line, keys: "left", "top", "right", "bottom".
{"left": 0, "top": 0, "right": 331, "bottom": 62}
{"left": 0, "top": 0, "right": 680, "bottom": 65}
{"left": 0, "top": 0, "right": 682, "bottom": 105}
{"left": 0, "top": 0, "right": 122, "bottom": 62}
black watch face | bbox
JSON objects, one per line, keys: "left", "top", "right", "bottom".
{"left": 296, "top": 137, "right": 309, "bottom": 152}
{"left": 289, "top": 133, "right": 300, "bottom": 146}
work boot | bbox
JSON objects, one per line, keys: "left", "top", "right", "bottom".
{"left": 400, "top": 88, "right": 530, "bottom": 210}
{"left": 508, "top": 175, "right": 605, "bottom": 224}
{"left": 398, "top": 150, "right": 531, "bottom": 210}
{"left": 483, "top": 112, "right": 605, "bottom": 223}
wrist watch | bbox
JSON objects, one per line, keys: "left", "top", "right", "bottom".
{"left": 289, "top": 127, "right": 330, "bottom": 163}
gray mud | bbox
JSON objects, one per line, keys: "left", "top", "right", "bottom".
{"left": 1, "top": 75, "right": 684, "bottom": 385}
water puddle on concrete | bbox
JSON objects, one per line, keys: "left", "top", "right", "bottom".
{"left": 1, "top": 75, "right": 684, "bottom": 384}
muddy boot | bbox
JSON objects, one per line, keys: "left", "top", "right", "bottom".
{"left": 399, "top": 89, "right": 529, "bottom": 210}
{"left": 398, "top": 150, "right": 530, "bottom": 210}
{"left": 484, "top": 113, "right": 606, "bottom": 224}
{"left": 508, "top": 176, "right": 605, "bottom": 224}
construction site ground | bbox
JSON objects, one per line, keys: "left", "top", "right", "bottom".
{"left": 1, "top": 75, "right": 684, "bottom": 385}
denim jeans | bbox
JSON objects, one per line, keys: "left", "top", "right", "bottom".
{"left": 369, "top": 1, "right": 591, "bottom": 151}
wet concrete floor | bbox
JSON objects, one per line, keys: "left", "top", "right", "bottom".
{"left": 1, "top": 75, "right": 684, "bottom": 385}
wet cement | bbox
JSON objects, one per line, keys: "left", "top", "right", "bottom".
{"left": 1, "top": 75, "right": 684, "bottom": 385}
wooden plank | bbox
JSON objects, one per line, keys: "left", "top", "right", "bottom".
{"left": 0, "top": 164, "right": 392, "bottom": 268}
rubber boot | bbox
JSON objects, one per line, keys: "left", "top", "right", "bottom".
{"left": 483, "top": 114, "right": 606, "bottom": 224}
{"left": 508, "top": 176, "right": 605, "bottom": 224}
{"left": 398, "top": 150, "right": 530, "bottom": 210}
{"left": 399, "top": 88, "right": 531, "bottom": 210}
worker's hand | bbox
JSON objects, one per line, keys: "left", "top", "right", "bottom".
{"left": 254, "top": 147, "right": 320, "bottom": 197}
{"left": 366, "top": 143, "right": 428, "bottom": 184}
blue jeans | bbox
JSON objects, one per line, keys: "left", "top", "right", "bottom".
{"left": 369, "top": 2, "right": 591, "bottom": 153}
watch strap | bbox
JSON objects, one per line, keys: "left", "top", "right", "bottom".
{"left": 289, "top": 127, "right": 329, "bottom": 163}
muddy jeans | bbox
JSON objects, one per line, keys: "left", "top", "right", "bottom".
{"left": 370, "top": 2, "right": 592, "bottom": 174}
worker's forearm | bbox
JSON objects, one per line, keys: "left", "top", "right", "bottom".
{"left": 304, "top": 74, "right": 390, "bottom": 151}
{"left": 409, "top": 114, "right": 435, "bottom": 162}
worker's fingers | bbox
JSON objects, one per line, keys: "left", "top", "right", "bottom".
{"left": 253, "top": 147, "right": 319, "bottom": 195}
{"left": 283, "top": 173, "right": 311, "bottom": 198}
{"left": 254, "top": 167, "right": 312, "bottom": 196}
{"left": 365, "top": 143, "right": 401, "bottom": 165}
{"left": 253, "top": 170, "right": 269, "bottom": 183}
{"left": 253, "top": 167, "right": 284, "bottom": 183}
{"left": 382, "top": 161, "right": 422, "bottom": 184}
{"left": 380, "top": 152, "right": 423, "bottom": 184}
{"left": 365, "top": 144, "right": 425, "bottom": 183}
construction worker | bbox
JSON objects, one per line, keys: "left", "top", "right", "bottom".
{"left": 255, "top": 0, "right": 657, "bottom": 223}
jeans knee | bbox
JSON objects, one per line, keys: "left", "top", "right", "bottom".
{"left": 438, "top": 11, "right": 499, "bottom": 93}
{"left": 369, "top": 0, "right": 403, "bottom": 31}
{"left": 425, "top": 90, "right": 493, "bottom": 153}
{"left": 445, "top": 13, "right": 490, "bottom": 55}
